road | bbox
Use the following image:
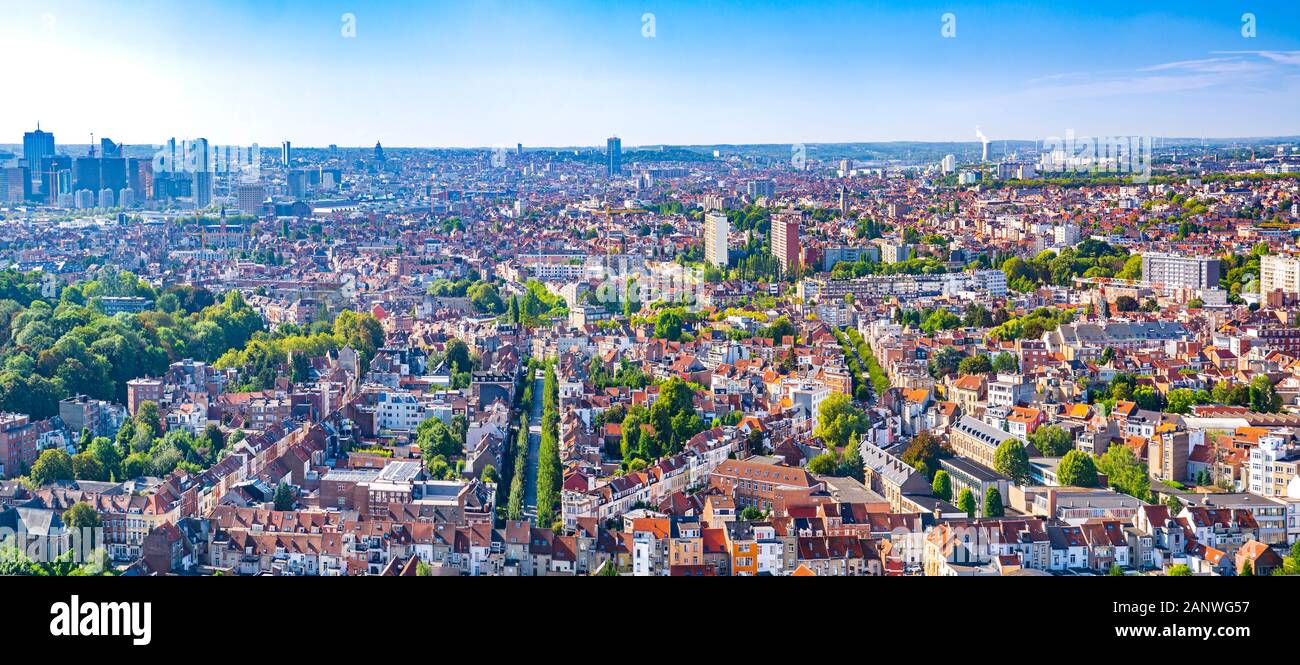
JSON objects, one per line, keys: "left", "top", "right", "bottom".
{"left": 523, "top": 374, "right": 544, "bottom": 520}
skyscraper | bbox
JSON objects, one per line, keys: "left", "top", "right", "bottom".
{"left": 281, "top": 141, "right": 292, "bottom": 166}
{"left": 189, "top": 138, "right": 210, "bottom": 173}
{"left": 287, "top": 170, "right": 309, "bottom": 198}
{"left": 236, "top": 183, "right": 267, "bottom": 216}
{"left": 23, "top": 125, "right": 55, "bottom": 188}
{"left": 606, "top": 136, "right": 622, "bottom": 177}
{"left": 128, "top": 158, "right": 153, "bottom": 199}
{"left": 166, "top": 138, "right": 178, "bottom": 173}
{"left": 100, "top": 138, "right": 122, "bottom": 159}
{"left": 192, "top": 171, "right": 213, "bottom": 209}
{"left": 40, "top": 156, "right": 72, "bottom": 203}
{"left": 73, "top": 157, "right": 101, "bottom": 193}
{"left": 0, "top": 167, "right": 32, "bottom": 203}
{"left": 704, "top": 211, "right": 730, "bottom": 268}
{"left": 771, "top": 208, "right": 803, "bottom": 274}
{"left": 100, "top": 157, "right": 127, "bottom": 195}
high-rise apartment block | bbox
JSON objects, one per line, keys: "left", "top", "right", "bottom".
{"left": 606, "top": 137, "right": 622, "bottom": 177}
{"left": 1260, "top": 254, "right": 1300, "bottom": 297}
{"left": 704, "top": 211, "right": 729, "bottom": 268}
{"left": 745, "top": 179, "right": 775, "bottom": 199}
{"left": 771, "top": 208, "right": 803, "bottom": 274}
{"left": 1141, "top": 252, "right": 1220, "bottom": 290}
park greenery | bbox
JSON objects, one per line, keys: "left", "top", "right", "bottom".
{"left": 536, "top": 363, "right": 563, "bottom": 530}
{"left": 1000, "top": 240, "right": 1134, "bottom": 291}
{"left": 0, "top": 268, "right": 264, "bottom": 419}
{"left": 620, "top": 377, "right": 706, "bottom": 465}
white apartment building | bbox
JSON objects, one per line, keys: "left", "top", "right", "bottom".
{"left": 1250, "top": 436, "right": 1300, "bottom": 498}
{"left": 1260, "top": 254, "right": 1300, "bottom": 297}
{"left": 880, "top": 241, "right": 910, "bottom": 265}
{"left": 375, "top": 391, "right": 428, "bottom": 432}
{"left": 703, "top": 211, "right": 729, "bottom": 268}
{"left": 1141, "top": 252, "right": 1220, "bottom": 290}
{"left": 974, "top": 269, "right": 1007, "bottom": 297}
{"left": 988, "top": 373, "right": 1034, "bottom": 408}
{"left": 790, "top": 383, "right": 830, "bottom": 421}
{"left": 1054, "top": 223, "right": 1080, "bottom": 247}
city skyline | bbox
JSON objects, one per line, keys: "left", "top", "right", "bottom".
{"left": 2, "top": 1, "right": 1298, "bottom": 147}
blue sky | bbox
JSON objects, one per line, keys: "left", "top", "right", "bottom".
{"left": 2, "top": 0, "right": 1298, "bottom": 147}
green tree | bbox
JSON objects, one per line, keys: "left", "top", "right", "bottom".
{"left": 332, "top": 309, "right": 385, "bottom": 371}
{"left": 1165, "top": 495, "right": 1183, "bottom": 513}
{"left": 901, "top": 431, "right": 947, "bottom": 480}
{"left": 202, "top": 424, "right": 224, "bottom": 458}
{"left": 653, "top": 309, "right": 685, "bottom": 341}
{"left": 958, "top": 354, "right": 993, "bottom": 376}
{"left": 956, "top": 487, "right": 976, "bottom": 518}
{"left": 764, "top": 316, "right": 796, "bottom": 343}
{"left": 984, "top": 487, "right": 1005, "bottom": 517}
{"left": 807, "top": 453, "right": 840, "bottom": 475}
{"left": 416, "top": 417, "right": 462, "bottom": 460}
{"left": 29, "top": 449, "right": 74, "bottom": 486}
{"left": 71, "top": 451, "right": 107, "bottom": 482}
{"left": 839, "top": 435, "right": 864, "bottom": 481}
{"left": 927, "top": 346, "right": 962, "bottom": 379}
{"left": 87, "top": 437, "right": 122, "bottom": 481}
{"left": 994, "top": 439, "right": 1031, "bottom": 485}
{"left": 1249, "top": 375, "right": 1282, "bottom": 414}
{"left": 135, "top": 401, "right": 162, "bottom": 439}
{"left": 1132, "top": 385, "right": 1164, "bottom": 412}
{"left": 1097, "top": 443, "right": 1151, "bottom": 501}
{"left": 1116, "top": 255, "right": 1143, "bottom": 280}
{"left": 273, "top": 482, "right": 295, "bottom": 511}
{"left": 121, "top": 451, "right": 151, "bottom": 479}
{"left": 1109, "top": 563, "right": 1125, "bottom": 576}
{"left": 1168, "top": 564, "right": 1192, "bottom": 576}
{"left": 444, "top": 339, "right": 473, "bottom": 375}
{"left": 812, "top": 393, "right": 868, "bottom": 449}
{"left": 1165, "top": 388, "right": 1200, "bottom": 414}
{"left": 931, "top": 470, "right": 952, "bottom": 501}
{"left": 62, "top": 502, "right": 102, "bottom": 534}
{"left": 129, "top": 423, "right": 155, "bottom": 454}
{"left": 1239, "top": 560, "right": 1253, "bottom": 577}
{"left": 1056, "top": 449, "right": 1098, "bottom": 487}
{"left": 1028, "top": 424, "right": 1072, "bottom": 457}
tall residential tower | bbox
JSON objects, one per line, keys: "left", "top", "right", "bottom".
{"left": 704, "top": 211, "right": 730, "bottom": 268}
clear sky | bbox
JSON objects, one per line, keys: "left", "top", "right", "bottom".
{"left": 2, "top": 0, "right": 1298, "bottom": 148}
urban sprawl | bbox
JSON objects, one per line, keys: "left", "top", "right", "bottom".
{"left": 0, "top": 129, "right": 1298, "bottom": 577}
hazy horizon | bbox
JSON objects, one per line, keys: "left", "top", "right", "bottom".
{"left": 2, "top": 1, "right": 1299, "bottom": 148}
